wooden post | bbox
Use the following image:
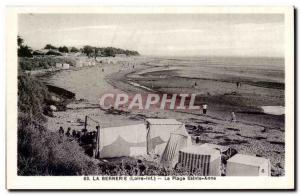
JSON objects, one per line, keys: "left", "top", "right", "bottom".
{"left": 95, "top": 125, "right": 100, "bottom": 158}
{"left": 84, "top": 115, "right": 88, "bottom": 130}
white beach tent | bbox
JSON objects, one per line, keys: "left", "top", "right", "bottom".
{"left": 55, "top": 63, "right": 62, "bottom": 68}
{"left": 178, "top": 145, "right": 221, "bottom": 176}
{"left": 226, "top": 154, "right": 271, "bottom": 176}
{"left": 62, "top": 63, "right": 70, "bottom": 69}
{"left": 98, "top": 124, "right": 148, "bottom": 158}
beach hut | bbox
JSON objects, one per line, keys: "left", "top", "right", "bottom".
{"left": 226, "top": 154, "right": 271, "bottom": 176}
{"left": 96, "top": 118, "right": 191, "bottom": 159}
{"left": 55, "top": 63, "right": 62, "bottom": 68}
{"left": 178, "top": 145, "right": 221, "bottom": 176}
{"left": 62, "top": 63, "right": 70, "bottom": 69}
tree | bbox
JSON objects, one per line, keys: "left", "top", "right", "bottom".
{"left": 70, "top": 47, "right": 79, "bottom": 53}
{"left": 18, "top": 45, "right": 33, "bottom": 57}
{"left": 44, "top": 44, "right": 57, "bottom": 50}
{"left": 58, "top": 46, "right": 69, "bottom": 53}
{"left": 17, "top": 36, "right": 23, "bottom": 48}
{"left": 82, "top": 45, "right": 94, "bottom": 57}
{"left": 103, "top": 47, "right": 115, "bottom": 57}
{"left": 17, "top": 36, "right": 32, "bottom": 57}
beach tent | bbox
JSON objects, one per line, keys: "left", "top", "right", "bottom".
{"left": 98, "top": 124, "right": 147, "bottom": 158}
{"left": 145, "top": 119, "right": 187, "bottom": 156}
{"left": 160, "top": 126, "right": 192, "bottom": 168}
{"left": 178, "top": 145, "right": 221, "bottom": 176}
{"left": 226, "top": 154, "right": 271, "bottom": 176}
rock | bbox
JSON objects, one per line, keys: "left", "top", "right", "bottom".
{"left": 51, "top": 95, "right": 60, "bottom": 102}
{"left": 49, "top": 105, "right": 57, "bottom": 111}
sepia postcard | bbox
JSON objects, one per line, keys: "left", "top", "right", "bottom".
{"left": 6, "top": 6, "right": 294, "bottom": 190}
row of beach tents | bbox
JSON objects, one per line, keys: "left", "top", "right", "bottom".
{"left": 95, "top": 118, "right": 271, "bottom": 176}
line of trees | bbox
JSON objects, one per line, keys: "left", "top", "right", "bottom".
{"left": 17, "top": 36, "right": 140, "bottom": 57}
{"left": 82, "top": 45, "right": 140, "bottom": 58}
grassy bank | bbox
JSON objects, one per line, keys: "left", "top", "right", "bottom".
{"left": 17, "top": 74, "right": 99, "bottom": 175}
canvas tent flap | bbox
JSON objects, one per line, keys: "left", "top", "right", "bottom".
{"left": 99, "top": 124, "right": 147, "bottom": 158}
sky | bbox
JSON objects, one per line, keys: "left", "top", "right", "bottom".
{"left": 18, "top": 14, "right": 284, "bottom": 57}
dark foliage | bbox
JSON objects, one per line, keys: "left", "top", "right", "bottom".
{"left": 44, "top": 44, "right": 58, "bottom": 50}
{"left": 58, "top": 46, "right": 69, "bottom": 53}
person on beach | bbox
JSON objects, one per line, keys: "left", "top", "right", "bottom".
{"left": 202, "top": 104, "right": 208, "bottom": 114}
{"left": 58, "top": 126, "right": 64, "bottom": 135}
{"left": 231, "top": 112, "right": 237, "bottom": 122}
{"left": 72, "top": 130, "right": 76, "bottom": 138}
{"left": 66, "top": 127, "right": 71, "bottom": 137}
{"left": 82, "top": 128, "right": 88, "bottom": 135}
{"left": 96, "top": 125, "right": 100, "bottom": 132}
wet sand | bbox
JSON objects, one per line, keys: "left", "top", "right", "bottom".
{"left": 45, "top": 56, "right": 285, "bottom": 176}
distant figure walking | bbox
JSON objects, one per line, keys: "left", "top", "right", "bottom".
{"left": 58, "top": 126, "right": 64, "bottom": 135}
{"left": 102, "top": 68, "right": 104, "bottom": 72}
{"left": 236, "top": 82, "right": 239, "bottom": 88}
{"left": 202, "top": 104, "right": 208, "bottom": 114}
{"left": 231, "top": 112, "right": 237, "bottom": 122}
{"left": 194, "top": 82, "right": 197, "bottom": 87}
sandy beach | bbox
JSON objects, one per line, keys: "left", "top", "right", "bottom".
{"left": 44, "top": 56, "right": 285, "bottom": 176}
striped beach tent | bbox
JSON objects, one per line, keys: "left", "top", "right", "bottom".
{"left": 145, "top": 119, "right": 187, "bottom": 156}
{"left": 160, "top": 125, "right": 192, "bottom": 168}
{"left": 178, "top": 145, "right": 221, "bottom": 176}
